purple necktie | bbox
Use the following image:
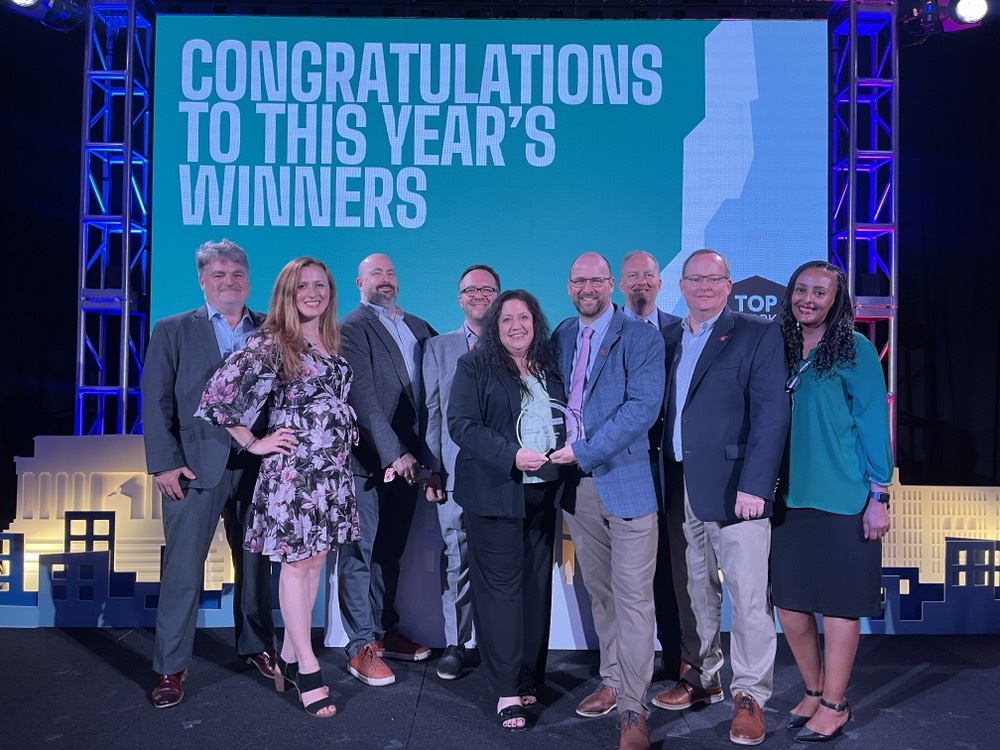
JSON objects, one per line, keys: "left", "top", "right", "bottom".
{"left": 566, "top": 326, "right": 593, "bottom": 436}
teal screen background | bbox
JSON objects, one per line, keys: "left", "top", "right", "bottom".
{"left": 151, "top": 17, "right": 828, "bottom": 329}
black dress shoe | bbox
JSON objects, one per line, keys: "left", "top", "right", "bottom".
{"left": 150, "top": 670, "right": 187, "bottom": 709}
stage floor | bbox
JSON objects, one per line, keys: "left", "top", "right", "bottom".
{"left": 4, "top": 629, "right": 995, "bottom": 749}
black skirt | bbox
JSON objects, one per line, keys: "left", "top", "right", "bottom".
{"left": 770, "top": 504, "right": 883, "bottom": 618}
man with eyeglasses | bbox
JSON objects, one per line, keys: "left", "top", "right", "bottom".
{"left": 549, "top": 252, "right": 665, "bottom": 750}
{"left": 651, "top": 249, "right": 788, "bottom": 747}
{"left": 618, "top": 250, "right": 694, "bottom": 685}
{"left": 421, "top": 264, "right": 501, "bottom": 680}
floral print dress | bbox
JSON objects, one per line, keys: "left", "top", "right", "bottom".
{"left": 196, "top": 332, "right": 360, "bottom": 562}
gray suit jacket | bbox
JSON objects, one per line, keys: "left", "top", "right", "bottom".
{"left": 554, "top": 307, "right": 666, "bottom": 518}
{"left": 340, "top": 303, "right": 437, "bottom": 478}
{"left": 422, "top": 326, "right": 470, "bottom": 493}
{"left": 140, "top": 304, "right": 264, "bottom": 489}
{"left": 662, "top": 306, "right": 789, "bottom": 522}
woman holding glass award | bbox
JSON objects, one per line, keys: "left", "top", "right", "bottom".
{"left": 447, "top": 289, "right": 568, "bottom": 732}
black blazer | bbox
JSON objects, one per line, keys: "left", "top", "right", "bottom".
{"left": 447, "top": 349, "right": 566, "bottom": 519}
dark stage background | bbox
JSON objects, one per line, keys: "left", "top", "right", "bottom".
{"left": 1, "top": 7, "right": 998, "bottom": 531}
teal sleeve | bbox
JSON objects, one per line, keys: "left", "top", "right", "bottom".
{"left": 844, "top": 332, "right": 893, "bottom": 486}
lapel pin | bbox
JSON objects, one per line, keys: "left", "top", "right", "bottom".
{"left": 599, "top": 348, "right": 608, "bottom": 356}
{"left": 719, "top": 335, "right": 729, "bottom": 342}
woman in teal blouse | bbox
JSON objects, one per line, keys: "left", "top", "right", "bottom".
{"left": 770, "top": 261, "right": 893, "bottom": 744}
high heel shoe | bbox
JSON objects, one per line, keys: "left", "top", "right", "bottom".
{"left": 795, "top": 698, "right": 853, "bottom": 743}
{"left": 786, "top": 688, "right": 823, "bottom": 728}
{"left": 294, "top": 668, "right": 337, "bottom": 718}
{"left": 274, "top": 656, "right": 299, "bottom": 693}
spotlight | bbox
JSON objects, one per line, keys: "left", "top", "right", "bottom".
{"left": 5, "top": 0, "right": 86, "bottom": 31}
{"left": 898, "top": 0, "right": 988, "bottom": 35}
{"left": 950, "top": 0, "right": 988, "bottom": 23}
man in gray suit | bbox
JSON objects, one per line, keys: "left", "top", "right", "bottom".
{"left": 337, "top": 253, "right": 437, "bottom": 687}
{"left": 550, "top": 252, "right": 665, "bottom": 750}
{"left": 422, "top": 263, "right": 500, "bottom": 680}
{"left": 141, "top": 239, "right": 274, "bottom": 709}
{"left": 650, "top": 249, "right": 789, "bottom": 747}
{"left": 618, "top": 250, "right": 693, "bottom": 682}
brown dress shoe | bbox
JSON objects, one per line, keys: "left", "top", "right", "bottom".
{"left": 150, "top": 670, "right": 187, "bottom": 709}
{"left": 730, "top": 691, "right": 766, "bottom": 746}
{"left": 244, "top": 647, "right": 277, "bottom": 678}
{"left": 576, "top": 684, "right": 619, "bottom": 717}
{"left": 651, "top": 679, "right": 724, "bottom": 711}
{"left": 618, "top": 710, "right": 650, "bottom": 750}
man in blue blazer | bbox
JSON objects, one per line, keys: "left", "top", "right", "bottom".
{"left": 550, "top": 252, "right": 665, "bottom": 750}
{"left": 618, "top": 250, "right": 693, "bottom": 683}
{"left": 422, "top": 263, "right": 501, "bottom": 680}
{"left": 651, "top": 249, "right": 789, "bottom": 747}
{"left": 337, "top": 253, "right": 437, "bottom": 687}
{"left": 141, "top": 239, "right": 274, "bottom": 709}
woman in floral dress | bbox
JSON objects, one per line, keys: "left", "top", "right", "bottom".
{"left": 197, "top": 256, "right": 358, "bottom": 718}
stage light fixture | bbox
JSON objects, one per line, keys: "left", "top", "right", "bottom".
{"left": 5, "top": 0, "right": 86, "bottom": 30}
{"left": 951, "top": 0, "right": 988, "bottom": 23}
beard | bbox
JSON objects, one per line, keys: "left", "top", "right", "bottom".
{"left": 365, "top": 284, "right": 397, "bottom": 308}
{"left": 629, "top": 291, "right": 650, "bottom": 312}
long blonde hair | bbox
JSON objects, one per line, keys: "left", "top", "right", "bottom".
{"left": 262, "top": 256, "right": 341, "bottom": 378}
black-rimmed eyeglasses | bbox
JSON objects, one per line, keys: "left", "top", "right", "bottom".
{"left": 786, "top": 360, "right": 812, "bottom": 393}
{"left": 459, "top": 285, "right": 498, "bottom": 297}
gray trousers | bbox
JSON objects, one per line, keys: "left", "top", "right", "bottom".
{"left": 437, "top": 494, "right": 473, "bottom": 648}
{"left": 153, "top": 467, "right": 274, "bottom": 674}
{"left": 563, "top": 478, "right": 658, "bottom": 718}
{"left": 681, "top": 487, "right": 776, "bottom": 707}
{"left": 337, "top": 474, "right": 418, "bottom": 657}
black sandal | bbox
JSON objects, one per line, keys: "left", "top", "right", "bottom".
{"left": 795, "top": 697, "right": 852, "bottom": 743}
{"left": 497, "top": 704, "right": 529, "bottom": 732}
{"left": 295, "top": 669, "right": 337, "bottom": 718}
{"left": 519, "top": 686, "right": 538, "bottom": 706}
{"left": 786, "top": 687, "right": 822, "bottom": 728}
{"left": 274, "top": 656, "right": 299, "bottom": 693}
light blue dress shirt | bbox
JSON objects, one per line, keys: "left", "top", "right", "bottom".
{"left": 206, "top": 302, "right": 255, "bottom": 359}
{"left": 671, "top": 308, "right": 725, "bottom": 461}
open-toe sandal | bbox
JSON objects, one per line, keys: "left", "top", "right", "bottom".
{"left": 497, "top": 704, "right": 529, "bottom": 732}
{"left": 296, "top": 668, "right": 337, "bottom": 718}
{"left": 274, "top": 656, "right": 299, "bottom": 693}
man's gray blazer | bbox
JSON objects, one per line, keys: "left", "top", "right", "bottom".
{"left": 141, "top": 304, "right": 264, "bottom": 487}
{"left": 422, "top": 326, "right": 469, "bottom": 493}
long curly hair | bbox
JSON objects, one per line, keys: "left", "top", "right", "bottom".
{"left": 779, "top": 260, "right": 856, "bottom": 375}
{"left": 478, "top": 289, "right": 557, "bottom": 395}
{"left": 260, "top": 256, "right": 340, "bottom": 379}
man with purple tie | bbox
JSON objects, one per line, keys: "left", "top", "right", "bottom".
{"left": 549, "top": 251, "right": 665, "bottom": 750}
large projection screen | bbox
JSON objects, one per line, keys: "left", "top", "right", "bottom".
{"left": 151, "top": 16, "right": 829, "bottom": 329}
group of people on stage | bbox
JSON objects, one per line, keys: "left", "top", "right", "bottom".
{"left": 141, "top": 240, "right": 892, "bottom": 749}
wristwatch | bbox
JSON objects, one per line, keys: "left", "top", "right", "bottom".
{"left": 869, "top": 491, "right": 890, "bottom": 508}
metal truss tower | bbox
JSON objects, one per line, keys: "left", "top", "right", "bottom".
{"left": 75, "top": 0, "right": 152, "bottom": 435}
{"left": 830, "top": 0, "right": 899, "bottom": 444}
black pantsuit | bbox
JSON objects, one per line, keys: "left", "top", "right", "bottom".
{"left": 447, "top": 348, "right": 566, "bottom": 701}
{"left": 466, "top": 481, "right": 558, "bottom": 696}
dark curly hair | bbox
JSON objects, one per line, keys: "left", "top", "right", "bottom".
{"left": 779, "top": 260, "right": 856, "bottom": 376}
{"left": 478, "top": 289, "right": 557, "bottom": 395}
